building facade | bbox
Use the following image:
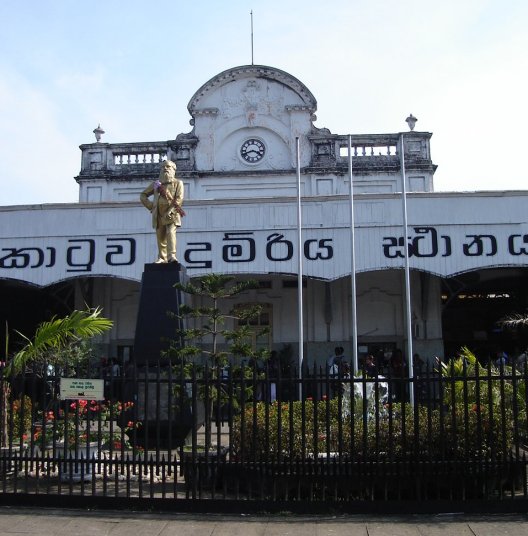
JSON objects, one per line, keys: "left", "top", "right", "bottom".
{"left": 1, "top": 65, "right": 528, "bottom": 368}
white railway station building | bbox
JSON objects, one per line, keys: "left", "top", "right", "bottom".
{"left": 2, "top": 64, "right": 528, "bottom": 368}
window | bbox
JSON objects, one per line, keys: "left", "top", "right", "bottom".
{"left": 236, "top": 303, "right": 272, "bottom": 351}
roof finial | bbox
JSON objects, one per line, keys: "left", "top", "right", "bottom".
{"left": 93, "top": 124, "right": 105, "bottom": 142}
{"left": 405, "top": 114, "right": 417, "bottom": 131}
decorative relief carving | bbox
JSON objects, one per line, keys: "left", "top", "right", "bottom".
{"left": 217, "top": 78, "right": 289, "bottom": 124}
{"left": 243, "top": 80, "right": 260, "bottom": 108}
{"left": 193, "top": 108, "right": 219, "bottom": 116}
{"left": 243, "top": 81, "right": 260, "bottom": 126}
{"left": 285, "top": 104, "right": 315, "bottom": 113}
{"left": 246, "top": 109, "right": 257, "bottom": 127}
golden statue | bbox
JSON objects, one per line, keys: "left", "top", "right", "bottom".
{"left": 140, "top": 160, "right": 185, "bottom": 263}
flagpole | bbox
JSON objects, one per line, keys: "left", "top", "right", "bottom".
{"left": 399, "top": 132, "right": 415, "bottom": 406}
{"left": 250, "top": 10, "right": 254, "bottom": 65}
{"left": 296, "top": 137, "right": 304, "bottom": 399}
{"left": 348, "top": 136, "right": 358, "bottom": 374}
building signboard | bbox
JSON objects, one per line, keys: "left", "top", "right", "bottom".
{"left": 1, "top": 194, "right": 528, "bottom": 285}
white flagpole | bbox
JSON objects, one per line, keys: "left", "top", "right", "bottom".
{"left": 399, "top": 133, "right": 415, "bottom": 406}
{"left": 348, "top": 136, "right": 358, "bottom": 374}
{"left": 296, "top": 137, "right": 304, "bottom": 399}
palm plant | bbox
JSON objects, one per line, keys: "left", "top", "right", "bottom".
{"left": 7, "top": 307, "right": 112, "bottom": 376}
{"left": 437, "top": 346, "right": 506, "bottom": 406}
{"left": 2, "top": 307, "right": 113, "bottom": 447}
{"left": 436, "top": 346, "right": 527, "bottom": 455}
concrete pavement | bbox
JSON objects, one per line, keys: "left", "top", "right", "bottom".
{"left": 1, "top": 508, "right": 528, "bottom": 536}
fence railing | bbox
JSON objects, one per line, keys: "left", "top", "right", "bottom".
{"left": 1, "top": 361, "right": 527, "bottom": 511}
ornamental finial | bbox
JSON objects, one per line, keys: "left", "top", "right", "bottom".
{"left": 405, "top": 114, "right": 417, "bottom": 131}
{"left": 93, "top": 124, "right": 105, "bottom": 142}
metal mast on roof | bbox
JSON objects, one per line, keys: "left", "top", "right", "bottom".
{"left": 250, "top": 10, "right": 254, "bottom": 65}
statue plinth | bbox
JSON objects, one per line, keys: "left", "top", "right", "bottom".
{"left": 132, "top": 262, "right": 186, "bottom": 364}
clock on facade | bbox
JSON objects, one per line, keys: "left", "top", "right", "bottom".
{"left": 240, "top": 138, "right": 265, "bottom": 163}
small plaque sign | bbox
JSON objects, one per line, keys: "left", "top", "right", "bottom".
{"left": 60, "top": 378, "right": 104, "bottom": 400}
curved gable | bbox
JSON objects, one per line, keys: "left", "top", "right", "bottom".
{"left": 188, "top": 65, "right": 317, "bottom": 114}
{"left": 187, "top": 65, "right": 318, "bottom": 172}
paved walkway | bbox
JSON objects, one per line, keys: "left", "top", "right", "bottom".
{"left": 1, "top": 508, "right": 528, "bottom": 536}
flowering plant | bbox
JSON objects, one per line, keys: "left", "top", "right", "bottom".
{"left": 6, "top": 396, "right": 32, "bottom": 447}
{"left": 34, "top": 399, "right": 141, "bottom": 451}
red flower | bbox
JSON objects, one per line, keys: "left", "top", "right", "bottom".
{"left": 71, "top": 399, "right": 88, "bottom": 410}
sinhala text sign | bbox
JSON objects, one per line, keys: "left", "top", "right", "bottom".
{"left": 60, "top": 378, "right": 104, "bottom": 401}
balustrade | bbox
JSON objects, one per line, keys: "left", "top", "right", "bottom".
{"left": 79, "top": 142, "right": 172, "bottom": 176}
{"left": 336, "top": 135, "right": 400, "bottom": 162}
{"left": 308, "top": 132, "right": 431, "bottom": 171}
{"left": 339, "top": 143, "right": 397, "bottom": 158}
{"left": 113, "top": 151, "right": 166, "bottom": 166}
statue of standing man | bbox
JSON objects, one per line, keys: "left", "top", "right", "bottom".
{"left": 140, "top": 160, "right": 185, "bottom": 264}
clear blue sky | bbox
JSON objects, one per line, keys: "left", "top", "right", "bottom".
{"left": 1, "top": 0, "right": 527, "bottom": 206}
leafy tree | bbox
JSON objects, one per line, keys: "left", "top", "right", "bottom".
{"left": 167, "top": 274, "right": 270, "bottom": 449}
{"left": 171, "top": 274, "right": 268, "bottom": 365}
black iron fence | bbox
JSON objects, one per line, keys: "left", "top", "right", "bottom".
{"left": 1, "top": 361, "right": 527, "bottom": 512}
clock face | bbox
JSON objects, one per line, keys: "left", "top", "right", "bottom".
{"left": 240, "top": 138, "right": 265, "bottom": 163}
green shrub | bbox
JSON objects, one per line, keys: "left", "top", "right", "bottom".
{"left": 232, "top": 399, "right": 516, "bottom": 462}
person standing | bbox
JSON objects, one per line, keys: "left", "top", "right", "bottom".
{"left": 364, "top": 354, "right": 377, "bottom": 377}
{"left": 267, "top": 351, "right": 279, "bottom": 402}
{"left": 389, "top": 348, "right": 408, "bottom": 402}
{"left": 140, "top": 159, "right": 185, "bottom": 263}
{"left": 326, "top": 346, "right": 346, "bottom": 398}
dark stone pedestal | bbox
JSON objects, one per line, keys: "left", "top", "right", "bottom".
{"left": 128, "top": 262, "right": 195, "bottom": 449}
{"left": 132, "top": 262, "right": 186, "bottom": 364}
